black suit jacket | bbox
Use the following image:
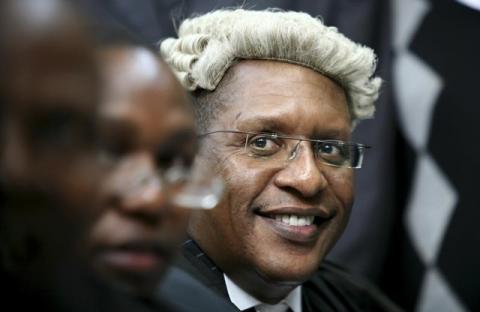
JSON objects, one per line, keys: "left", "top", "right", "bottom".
{"left": 175, "top": 239, "right": 403, "bottom": 312}
{"left": 158, "top": 267, "right": 237, "bottom": 312}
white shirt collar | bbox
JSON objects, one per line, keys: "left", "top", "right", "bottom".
{"left": 456, "top": 0, "right": 480, "bottom": 11}
{"left": 224, "top": 274, "right": 302, "bottom": 312}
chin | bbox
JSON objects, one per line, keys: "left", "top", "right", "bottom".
{"left": 257, "top": 256, "right": 321, "bottom": 285}
{"left": 113, "top": 274, "right": 162, "bottom": 299}
{"left": 95, "top": 264, "right": 164, "bottom": 299}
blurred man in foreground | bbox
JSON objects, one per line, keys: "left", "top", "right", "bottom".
{"left": 0, "top": 0, "right": 122, "bottom": 310}
{"left": 0, "top": 1, "right": 197, "bottom": 311}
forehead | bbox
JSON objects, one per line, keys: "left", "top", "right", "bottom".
{"left": 100, "top": 48, "right": 172, "bottom": 94}
{"left": 216, "top": 60, "right": 351, "bottom": 138}
{"left": 99, "top": 47, "right": 194, "bottom": 142}
{"left": 4, "top": 24, "right": 98, "bottom": 116}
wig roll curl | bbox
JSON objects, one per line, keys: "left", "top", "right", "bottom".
{"left": 160, "top": 9, "right": 382, "bottom": 121}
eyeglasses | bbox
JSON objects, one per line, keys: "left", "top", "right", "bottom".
{"left": 200, "top": 130, "right": 370, "bottom": 169}
{"left": 102, "top": 155, "right": 224, "bottom": 210}
{"left": 166, "top": 161, "right": 224, "bottom": 210}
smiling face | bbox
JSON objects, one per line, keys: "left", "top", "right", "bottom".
{"left": 88, "top": 47, "right": 196, "bottom": 296}
{"left": 189, "top": 60, "right": 354, "bottom": 302}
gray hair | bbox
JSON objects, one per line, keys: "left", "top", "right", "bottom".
{"left": 160, "top": 8, "right": 382, "bottom": 125}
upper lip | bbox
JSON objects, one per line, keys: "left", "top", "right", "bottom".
{"left": 255, "top": 206, "right": 334, "bottom": 219}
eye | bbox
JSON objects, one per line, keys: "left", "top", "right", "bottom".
{"left": 156, "top": 130, "right": 196, "bottom": 168}
{"left": 252, "top": 137, "right": 268, "bottom": 149}
{"left": 315, "top": 141, "right": 348, "bottom": 165}
{"left": 155, "top": 148, "right": 193, "bottom": 184}
{"left": 247, "top": 134, "right": 281, "bottom": 156}
{"left": 95, "top": 121, "right": 136, "bottom": 165}
{"left": 318, "top": 143, "right": 340, "bottom": 155}
{"left": 30, "top": 110, "right": 95, "bottom": 150}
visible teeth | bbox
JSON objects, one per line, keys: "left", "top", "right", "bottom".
{"left": 276, "top": 214, "right": 314, "bottom": 226}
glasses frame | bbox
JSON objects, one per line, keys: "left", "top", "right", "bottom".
{"left": 199, "top": 130, "right": 371, "bottom": 169}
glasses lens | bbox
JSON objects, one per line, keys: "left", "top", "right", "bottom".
{"left": 171, "top": 162, "right": 224, "bottom": 210}
{"left": 314, "top": 141, "right": 364, "bottom": 168}
{"left": 350, "top": 145, "right": 364, "bottom": 169}
{"left": 206, "top": 131, "right": 367, "bottom": 169}
{"left": 313, "top": 141, "right": 347, "bottom": 167}
{"left": 245, "top": 133, "right": 283, "bottom": 158}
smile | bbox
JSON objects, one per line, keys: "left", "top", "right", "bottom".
{"left": 255, "top": 209, "right": 331, "bottom": 244}
{"left": 274, "top": 214, "right": 316, "bottom": 226}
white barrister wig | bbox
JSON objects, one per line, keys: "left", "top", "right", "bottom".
{"left": 160, "top": 8, "right": 382, "bottom": 121}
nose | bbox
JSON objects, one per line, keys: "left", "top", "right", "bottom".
{"left": 104, "top": 152, "right": 169, "bottom": 218}
{"left": 274, "top": 141, "right": 328, "bottom": 197}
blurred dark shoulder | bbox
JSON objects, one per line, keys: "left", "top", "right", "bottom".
{"left": 158, "top": 267, "right": 238, "bottom": 312}
{"left": 0, "top": 261, "right": 173, "bottom": 312}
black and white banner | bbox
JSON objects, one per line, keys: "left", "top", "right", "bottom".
{"left": 386, "top": 0, "right": 480, "bottom": 311}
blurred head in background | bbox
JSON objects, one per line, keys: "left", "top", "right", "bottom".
{"left": 89, "top": 42, "right": 219, "bottom": 298}
{"left": 0, "top": 0, "right": 104, "bottom": 287}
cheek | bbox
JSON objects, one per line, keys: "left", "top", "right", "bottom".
{"left": 19, "top": 153, "right": 106, "bottom": 226}
{"left": 325, "top": 170, "right": 354, "bottom": 242}
{"left": 327, "top": 169, "right": 354, "bottom": 211}
{"left": 220, "top": 156, "right": 272, "bottom": 209}
{"left": 88, "top": 212, "right": 116, "bottom": 243}
{"left": 57, "top": 156, "right": 107, "bottom": 217}
{"left": 165, "top": 208, "right": 191, "bottom": 237}
{"left": 202, "top": 156, "right": 271, "bottom": 239}
{"left": 221, "top": 162, "right": 278, "bottom": 246}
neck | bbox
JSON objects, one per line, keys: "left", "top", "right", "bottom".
{"left": 187, "top": 229, "right": 301, "bottom": 303}
{"left": 227, "top": 267, "right": 299, "bottom": 304}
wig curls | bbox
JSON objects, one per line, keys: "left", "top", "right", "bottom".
{"left": 160, "top": 9, "right": 382, "bottom": 122}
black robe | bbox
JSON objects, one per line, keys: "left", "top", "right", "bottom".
{"left": 176, "top": 239, "right": 403, "bottom": 312}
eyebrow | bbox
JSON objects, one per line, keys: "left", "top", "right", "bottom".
{"left": 155, "top": 129, "right": 197, "bottom": 157}
{"left": 236, "top": 115, "right": 293, "bottom": 132}
{"left": 159, "top": 129, "right": 197, "bottom": 148}
{"left": 236, "top": 116, "right": 350, "bottom": 140}
{"left": 24, "top": 104, "right": 92, "bottom": 118}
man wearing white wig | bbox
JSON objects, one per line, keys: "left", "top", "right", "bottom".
{"left": 161, "top": 9, "right": 401, "bottom": 312}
